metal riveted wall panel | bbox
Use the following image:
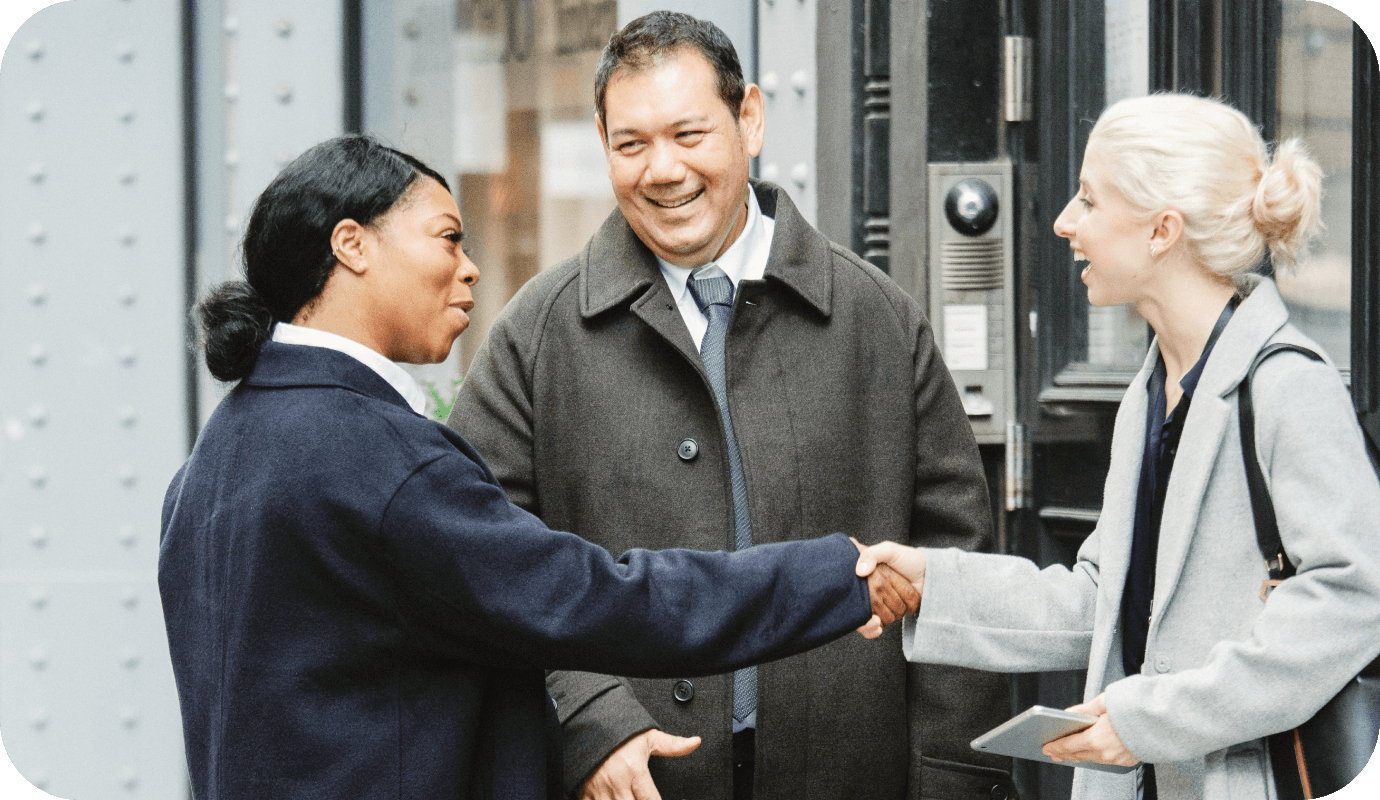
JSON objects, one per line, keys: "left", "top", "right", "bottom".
{"left": 198, "top": 0, "right": 344, "bottom": 424}
{"left": 757, "top": 0, "right": 817, "bottom": 226}
{"left": 0, "top": 1, "right": 187, "bottom": 797}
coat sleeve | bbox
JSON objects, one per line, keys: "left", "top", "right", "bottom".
{"left": 378, "top": 451, "right": 872, "bottom": 675}
{"left": 449, "top": 280, "right": 663, "bottom": 793}
{"left": 1103, "top": 353, "right": 1380, "bottom": 763}
{"left": 902, "top": 302, "right": 1018, "bottom": 797}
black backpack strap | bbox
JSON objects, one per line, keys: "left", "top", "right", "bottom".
{"left": 1239, "top": 343, "right": 1325, "bottom": 591}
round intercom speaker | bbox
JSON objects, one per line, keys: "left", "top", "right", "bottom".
{"left": 944, "top": 179, "right": 1000, "bottom": 236}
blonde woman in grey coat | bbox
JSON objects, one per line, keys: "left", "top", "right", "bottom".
{"left": 858, "top": 93, "right": 1380, "bottom": 800}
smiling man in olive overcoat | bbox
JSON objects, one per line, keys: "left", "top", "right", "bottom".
{"left": 449, "top": 11, "right": 1014, "bottom": 800}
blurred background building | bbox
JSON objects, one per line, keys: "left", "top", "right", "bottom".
{"left": 1, "top": 0, "right": 1376, "bottom": 798}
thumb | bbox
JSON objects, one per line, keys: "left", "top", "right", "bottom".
{"left": 857, "top": 541, "right": 908, "bottom": 577}
{"left": 645, "top": 730, "right": 701, "bottom": 758}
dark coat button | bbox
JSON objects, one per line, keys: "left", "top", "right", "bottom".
{"left": 677, "top": 439, "right": 698, "bottom": 461}
{"left": 989, "top": 785, "right": 1010, "bottom": 800}
{"left": 672, "top": 679, "right": 694, "bottom": 703}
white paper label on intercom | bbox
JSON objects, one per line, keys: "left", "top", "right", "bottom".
{"left": 944, "top": 304, "right": 989, "bottom": 371}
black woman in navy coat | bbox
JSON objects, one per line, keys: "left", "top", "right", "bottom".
{"left": 159, "top": 137, "right": 911, "bottom": 800}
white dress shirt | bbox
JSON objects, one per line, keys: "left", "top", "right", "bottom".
{"left": 271, "top": 322, "right": 429, "bottom": 416}
{"left": 656, "top": 188, "right": 776, "bottom": 350}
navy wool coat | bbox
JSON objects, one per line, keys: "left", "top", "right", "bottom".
{"left": 158, "top": 342, "right": 870, "bottom": 800}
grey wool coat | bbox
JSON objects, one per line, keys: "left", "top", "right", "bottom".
{"left": 450, "top": 182, "right": 1014, "bottom": 800}
{"left": 903, "top": 276, "right": 1380, "bottom": 800}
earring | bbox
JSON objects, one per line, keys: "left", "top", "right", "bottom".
{"left": 1149, "top": 244, "right": 1158, "bottom": 258}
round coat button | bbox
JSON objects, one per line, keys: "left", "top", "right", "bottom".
{"left": 677, "top": 439, "right": 698, "bottom": 461}
{"left": 1155, "top": 655, "right": 1172, "bottom": 673}
{"left": 989, "top": 785, "right": 1010, "bottom": 800}
{"left": 672, "top": 679, "right": 694, "bottom": 703}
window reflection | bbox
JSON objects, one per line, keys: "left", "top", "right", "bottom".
{"left": 1275, "top": 0, "right": 1353, "bottom": 373}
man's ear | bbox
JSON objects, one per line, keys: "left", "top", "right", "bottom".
{"left": 738, "top": 84, "right": 765, "bottom": 159}
{"left": 330, "top": 219, "right": 368, "bottom": 275}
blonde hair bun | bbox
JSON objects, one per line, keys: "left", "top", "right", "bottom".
{"left": 1089, "top": 93, "right": 1324, "bottom": 278}
{"left": 1251, "top": 138, "right": 1323, "bottom": 270}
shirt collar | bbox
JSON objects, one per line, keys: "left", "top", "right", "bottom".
{"left": 271, "top": 322, "right": 429, "bottom": 416}
{"left": 657, "top": 186, "right": 772, "bottom": 305}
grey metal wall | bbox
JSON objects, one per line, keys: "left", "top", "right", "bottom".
{"left": 0, "top": 1, "right": 188, "bottom": 796}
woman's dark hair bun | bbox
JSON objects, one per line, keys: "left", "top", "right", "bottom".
{"left": 199, "top": 281, "right": 274, "bottom": 383}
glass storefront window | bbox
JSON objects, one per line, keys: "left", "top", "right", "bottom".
{"left": 1276, "top": 0, "right": 1353, "bottom": 373}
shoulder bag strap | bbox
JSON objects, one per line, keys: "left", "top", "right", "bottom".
{"left": 1239, "top": 342, "right": 1325, "bottom": 590}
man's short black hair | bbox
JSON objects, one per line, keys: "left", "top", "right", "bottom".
{"left": 595, "top": 11, "right": 746, "bottom": 126}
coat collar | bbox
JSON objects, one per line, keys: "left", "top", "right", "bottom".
{"left": 1143, "top": 276, "right": 1290, "bottom": 623}
{"left": 244, "top": 340, "right": 415, "bottom": 412}
{"left": 578, "top": 180, "right": 834, "bottom": 319}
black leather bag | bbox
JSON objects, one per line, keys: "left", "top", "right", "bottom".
{"left": 1238, "top": 342, "right": 1380, "bottom": 800}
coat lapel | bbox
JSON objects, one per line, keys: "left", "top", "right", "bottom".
{"left": 1147, "top": 277, "right": 1289, "bottom": 625}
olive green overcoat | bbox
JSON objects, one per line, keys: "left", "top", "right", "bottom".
{"left": 449, "top": 182, "right": 1013, "bottom": 800}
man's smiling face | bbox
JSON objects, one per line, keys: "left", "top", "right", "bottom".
{"left": 597, "top": 47, "right": 763, "bottom": 268}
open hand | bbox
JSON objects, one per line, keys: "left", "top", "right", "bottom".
{"left": 1042, "top": 694, "right": 1140, "bottom": 768}
{"left": 579, "top": 728, "right": 700, "bottom": 800}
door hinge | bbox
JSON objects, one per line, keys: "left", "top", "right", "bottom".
{"left": 1004, "top": 36, "right": 1033, "bottom": 123}
{"left": 1005, "top": 420, "right": 1030, "bottom": 510}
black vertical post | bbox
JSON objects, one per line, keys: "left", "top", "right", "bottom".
{"left": 343, "top": 0, "right": 364, "bottom": 133}
{"left": 1220, "top": 0, "right": 1280, "bottom": 140}
{"left": 861, "top": 0, "right": 891, "bottom": 272}
{"left": 1353, "top": 23, "right": 1380, "bottom": 442}
{"left": 1149, "top": 0, "right": 1216, "bottom": 96}
{"left": 182, "top": 0, "right": 200, "bottom": 450}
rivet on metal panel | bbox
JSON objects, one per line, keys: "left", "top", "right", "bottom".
{"left": 224, "top": 15, "right": 239, "bottom": 34}
{"left": 121, "top": 589, "right": 140, "bottom": 610}
{"left": 28, "top": 283, "right": 47, "bottom": 304}
{"left": 29, "top": 646, "right": 49, "bottom": 670}
{"left": 118, "top": 405, "right": 139, "bottom": 427}
{"left": 28, "top": 162, "right": 46, "bottom": 182}
{"left": 225, "top": 214, "right": 240, "bottom": 232}
{"left": 28, "top": 465, "right": 48, "bottom": 487}
{"left": 403, "top": 20, "right": 420, "bottom": 39}
{"left": 790, "top": 70, "right": 809, "bottom": 95}
{"left": 404, "top": 87, "right": 421, "bottom": 106}
{"left": 28, "top": 222, "right": 47, "bottom": 244}
{"left": 120, "top": 648, "right": 141, "bottom": 670}
{"left": 760, "top": 72, "right": 778, "bottom": 97}
{"left": 118, "top": 524, "right": 137, "bottom": 548}
{"left": 117, "top": 345, "right": 138, "bottom": 366}
{"left": 119, "top": 706, "right": 140, "bottom": 729}
{"left": 28, "top": 587, "right": 49, "bottom": 609}
{"left": 26, "top": 40, "right": 43, "bottom": 60}
{"left": 118, "top": 464, "right": 138, "bottom": 487}
{"left": 29, "top": 709, "right": 49, "bottom": 732}
{"left": 29, "top": 343, "right": 48, "bottom": 365}
{"left": 791, "top": 163, "right": 810, "bottom": 187}
{"left": 761, "top": 162, "right": 779, "bottom": 182}
{"left": 277, "top": 18, "right": 294, "bottom": 37}
{"left": 27, "top": 101, "right": 44, "bottom": 121}
{"left": 120, "top": 767, "right": 140, "bottom": 791}
{"left": 117, "top": 105, "right": 136, "bottom": 123}
{"left": 29, "top": 526, "right": 49, "bottom": 548}
{"left": 119, "top": 227, "right": 137, "bottom": 246}
{"left": 225, "top": 82, "right": 240, "bottom": 101}
{"left": 29, "top": 404, "right": 49, "bottom": 426}
{"left": 116, "top": 42, "right": 136, "bottom": 63}
{"left": 225, "top": 149, "right": 240, "bottom": 168}
{"left": 118, "top": 285, "right": 137, "bottom": 306}
{"left": 276, "top": 84, "right": 295, "bottom": 104}
{"left": 118, "top": 166, "right": 137, "bottom": 185}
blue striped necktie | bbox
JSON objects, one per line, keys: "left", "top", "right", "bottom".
{"left": 687, "top": 273, "right": 756, "bottom": 728}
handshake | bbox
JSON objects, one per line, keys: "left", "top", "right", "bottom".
{"left": 851, "top": 539, "right": 929, "bottom": 639}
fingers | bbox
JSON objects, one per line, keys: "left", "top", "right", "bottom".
{"left": 1064, "top": 693, "right": 1107, "bottom": 718}
{"left": 856, "top": 541, "right": 926, "bottom": 591}
{"left": 1042, "top": 713, "right": 1139, "bottom": 768}
{"left": 580, "top": 728, "right": 668, "bottom": 800}
{"left": 856, "top": 614, "right": 883, "bottom": 639}
{"left": 644, "top": 731, "right": 700, "bottom": 758}
{"left": 879, "top": 564, "right": 922, "bottom": 614}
